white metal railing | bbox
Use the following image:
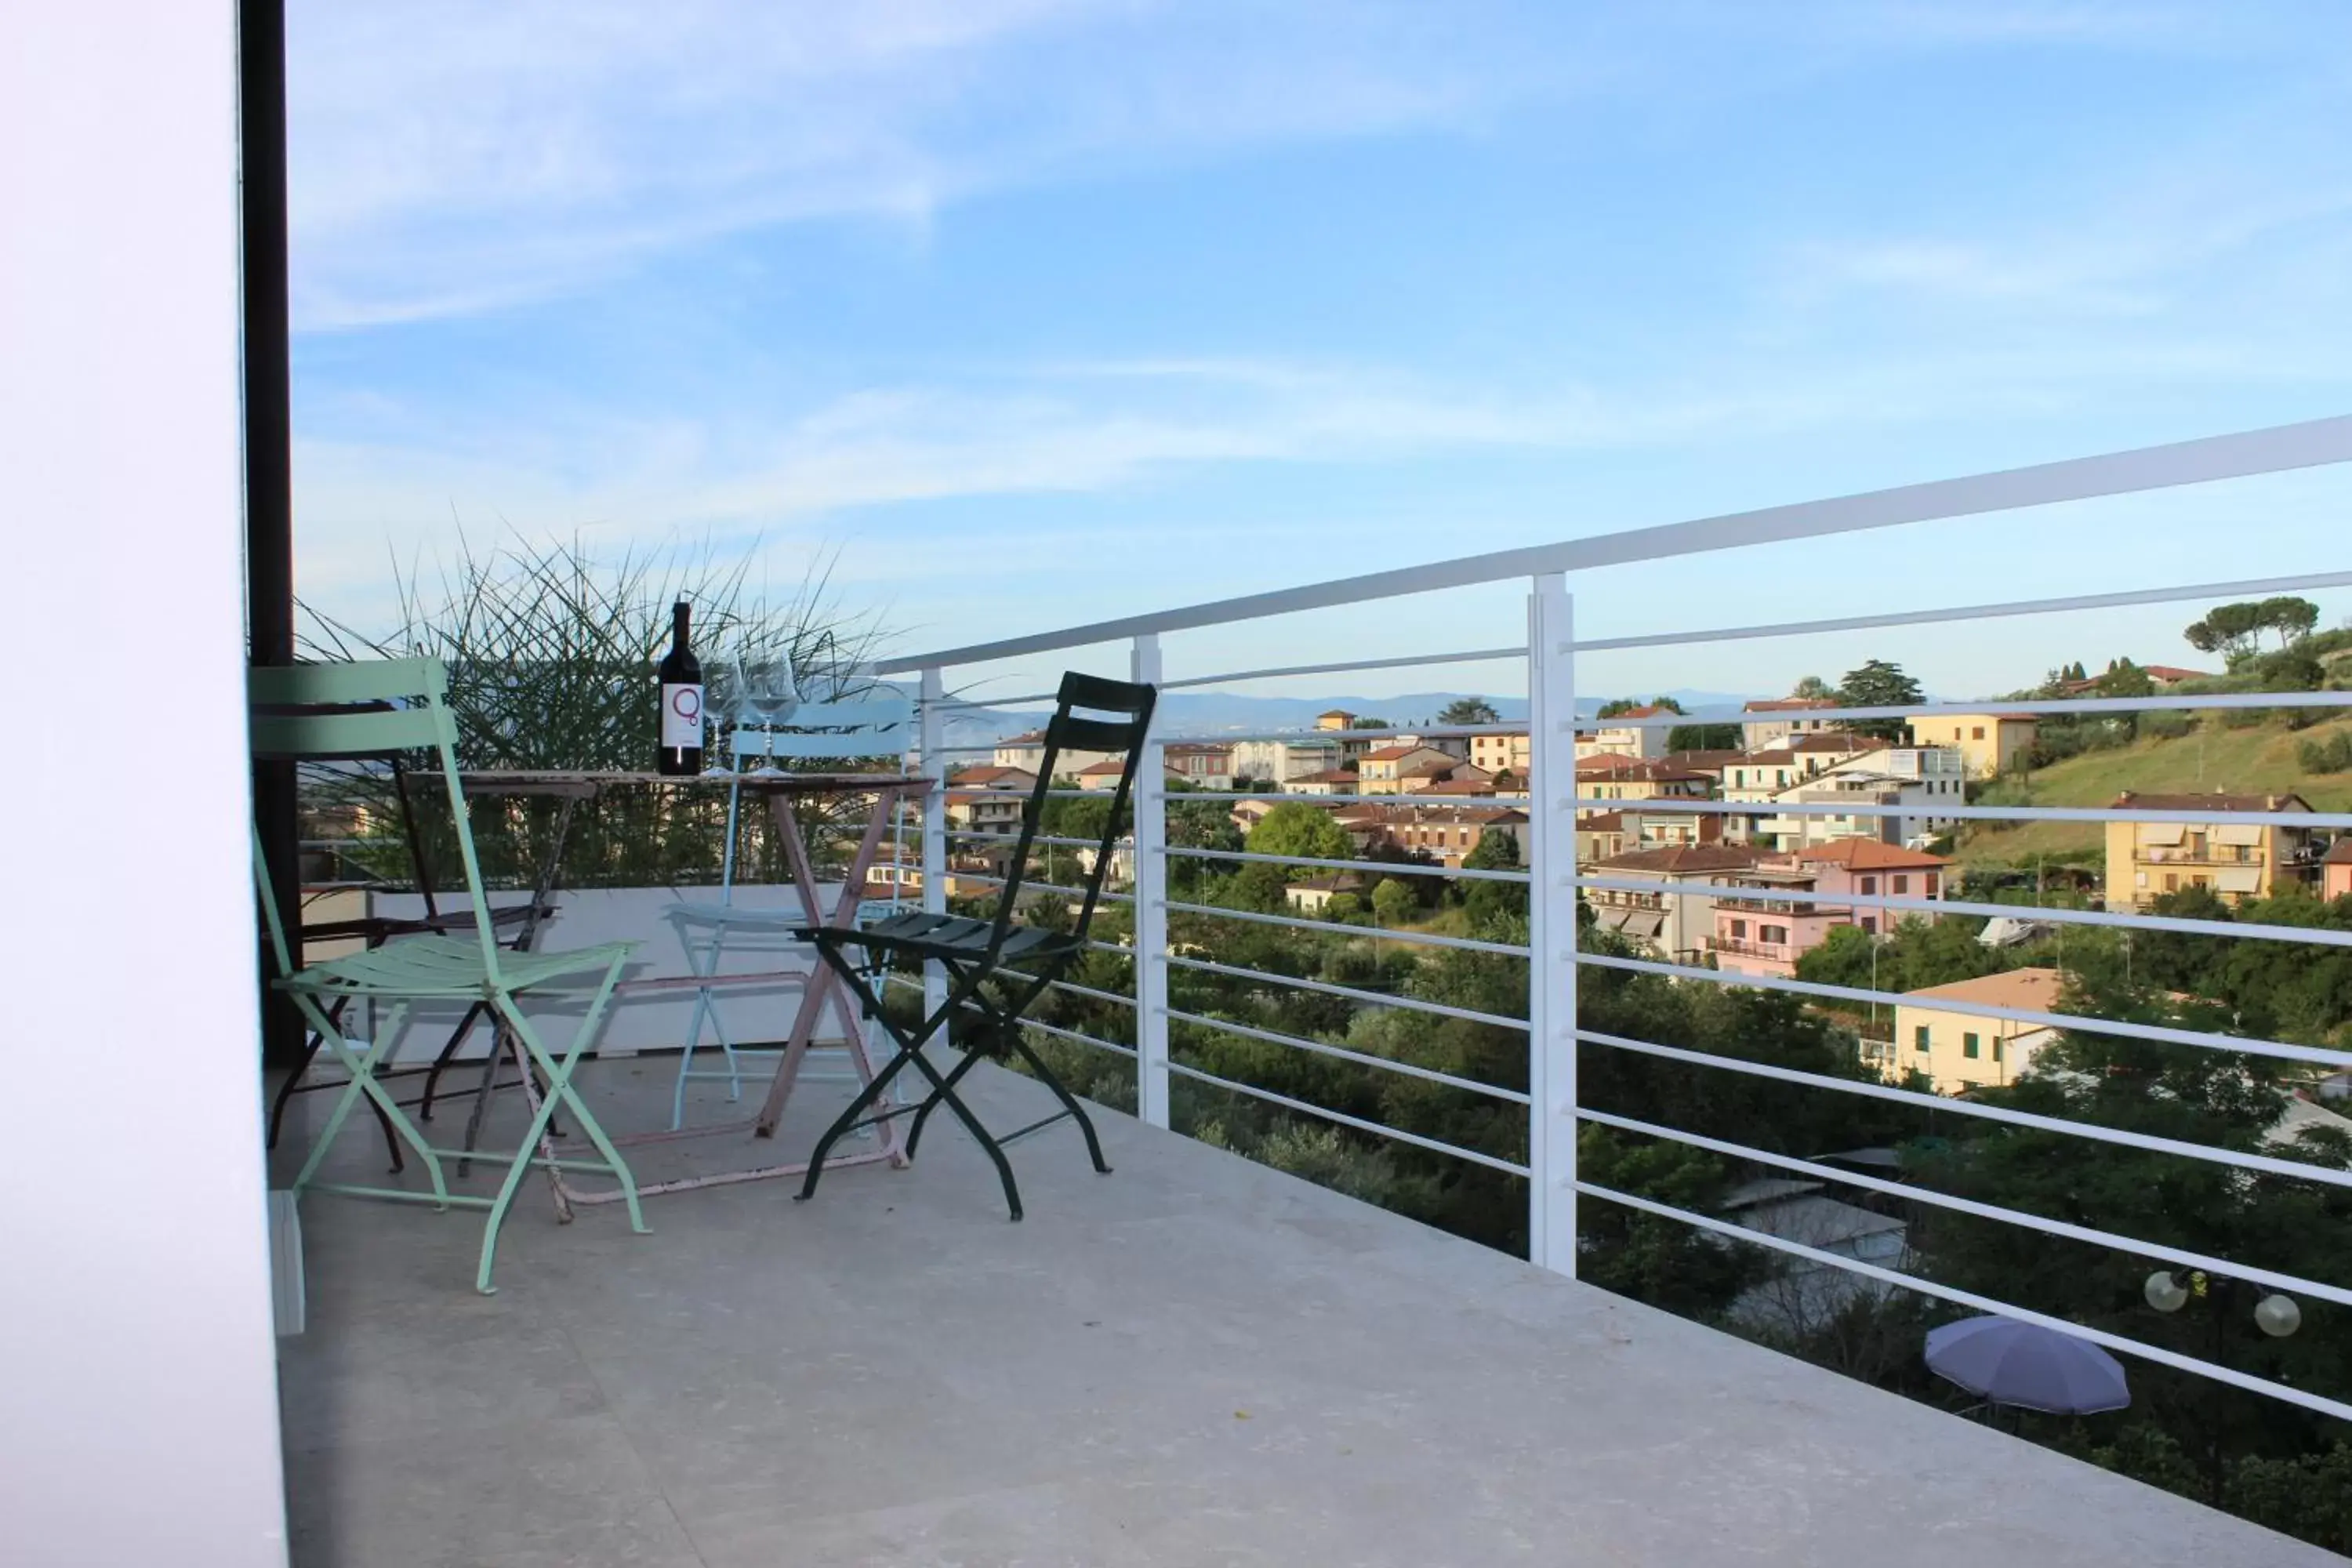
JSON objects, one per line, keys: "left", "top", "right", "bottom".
{"left": 877, "top": 412, "right": 2352, "bottom": 1422}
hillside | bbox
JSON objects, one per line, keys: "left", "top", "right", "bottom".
{"left": 1955, "top": 713, "right": 2352, "bottom": 867}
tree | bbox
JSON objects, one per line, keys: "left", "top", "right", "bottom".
{"left": 1668, "top": 723, "right": 1742, "bottom": 752}
{"left": 1348, "top": 716, "right": 1393, "bottom": 731}
{"left": 2182, "top": 598, "right": 2312, "bottom": 665}
{"left": 1245, "top": 802, "right": 1352, "bottom": 863}
{"left": 1597, "top": 694, "right": 1685, "bottom": 719}
{"left": 1436, "top": 697, "right": 1500, "bottom": 726}
{"left": 1462, "top": 828, "right": 1520, "bottom": 872}
{"left": 1791, "top": 675, "right": 1834, "bottom": 699}
{"left": 1834, "top": 659, "right": 1925, "bottom": 741}
{"left": 1370, "top": 878, "right": 1416, "bottom": 925}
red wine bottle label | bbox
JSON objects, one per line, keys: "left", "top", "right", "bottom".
{"left": 661, "top": 683, "right": 704, "bottom": 748}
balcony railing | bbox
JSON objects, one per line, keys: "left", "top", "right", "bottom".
{"left": 877, "top": 412, "right": 2352, "bottom": 1436}
{"left": 1708, "top": 936, "right": 1796, "bottom": 961}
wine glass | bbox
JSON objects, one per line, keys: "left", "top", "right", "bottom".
{"left": 702, "top": 659, "right": 744, "bottom": 774}
{"left": 738, "top": 648, "right": 801, "bottom": 775}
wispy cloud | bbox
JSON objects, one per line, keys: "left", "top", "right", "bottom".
{"left": 285, "top": 0, "right": 1561, "bottom": 329}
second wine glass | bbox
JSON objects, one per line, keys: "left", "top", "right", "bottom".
{"left": 737, "top": 648, "right": 801, "bottom": 775}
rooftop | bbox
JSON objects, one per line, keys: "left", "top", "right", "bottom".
{"left": 1742, "top": 698, "right": 1841, "bottom": 713}
{"left": 273, "top": 1062, "right": 2322, "bottom": 1567}
{"left": 2112, "top": 790, "right": 2316, "bottom": 814}
{"left": 1594, "top": 844, "right": 1762, "bottom": 875}
{"left": 1789, "top": 839, "right": 1952, "bottom": 871}
{"left": 1902, "top": 965, "right": 2069, "bottom": 1011}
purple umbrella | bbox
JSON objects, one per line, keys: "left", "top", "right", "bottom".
{"left": 1925, "top": 1316, "right": 2131, "bottom": 1414}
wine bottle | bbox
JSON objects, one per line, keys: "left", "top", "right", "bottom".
{"left": 656, "top": 598, "right": 703, "bottom": 775}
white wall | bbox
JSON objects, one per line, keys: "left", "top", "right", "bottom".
{"left": 0, "top": 5, "right": 290, "bottom": 1565}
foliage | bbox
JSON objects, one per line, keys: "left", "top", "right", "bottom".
{"left": 1370, "top": 879, "right": 1417, "bottom": 924}
{"left": 2299, "top": 731, "right": 2352, "bottom": 775}
{"left": 1599, "top": 695, "right": 1684, "bottom": 719}
{"left": 1667, "top": 723, "right": 1743, "bottom": 751}
{"left": 2185, "top": 597, "right": 2319, "bottom": 664}
{"left": 1834, "top": 659, "right": 1923, "bottom": 741}
{"left": 1436, "top": 697, "right": 1501, "bottom": 725}
{"left": 300, "top": 534, "right": 884, "bottom": 890}
{"left": 1791, "top": 675, "right": 1834, "bottom": 699}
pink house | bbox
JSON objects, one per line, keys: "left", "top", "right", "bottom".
{"left": 2326, "top": 839, "right": 2352, "bottom": 902}
{"left": 1708, "top": 840, "right": 1951, "bottom": 979}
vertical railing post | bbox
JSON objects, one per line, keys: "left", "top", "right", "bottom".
{"left": 1526, "top": 575, "right": 1578, "bottom": 1274}
{"left": 1131, "top": 634, "right": 1171, "bottom": 1127}
{"left": 919, "top": 667, "right": 949, "bottom": 1022}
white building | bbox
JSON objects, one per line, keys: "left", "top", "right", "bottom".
{"left": 1759, "top": 746, "right": 1965, "bottom": 851}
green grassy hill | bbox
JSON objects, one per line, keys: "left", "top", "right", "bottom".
{"left": 1955, "top": 714, "right": 2352, "bottom": 869}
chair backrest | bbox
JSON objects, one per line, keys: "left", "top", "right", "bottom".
{"left": 715, "top": 695, "right": 918, "bottom": 900}
{"left": 248, "top": 658, "right": 508, "bottom": 981}
{"left": 991, "top": 672, "right": 1157, "bottom": 953}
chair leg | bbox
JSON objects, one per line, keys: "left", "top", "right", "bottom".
{"left": 904, "top": 1044, "right": 987, "bottom": 1161}
{"left": 891, "top": 1036, "right": 1025, "bottom": 1221}
{"left": 1007, "top": 1033, "right": 1113, "bottom": 1176}
{"left": 418, "top": 1000, "right": 490, "bottom": 1121}
{"left": 287, "top": 998, "right": 450, "bottom": 1208}
{"left": 794, "top": 1043, "right": 919, "bottom": 1203}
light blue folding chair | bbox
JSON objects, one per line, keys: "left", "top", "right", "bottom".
{"left": 666, "top": 695, "right": 916, "bottom": 1128}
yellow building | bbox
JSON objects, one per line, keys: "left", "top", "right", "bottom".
{"left": 1907, "top": 712, "right": 2037, "bottom": 779}
{"left": 2102, "top": 791, "right": 2319, "bottom": 912}
{"left": 1890, "top": 967, "right": 2065, "bottom": 1094}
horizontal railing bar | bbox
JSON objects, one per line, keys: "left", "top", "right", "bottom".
{"left": 1167, "top": 953, "right": 1530, "bottom": 1031}
{"left": 1574, "top": 872, "right": 2352, "bottom": 950}
{"left": 1166, "top": 1060, "right": 1531, "bottom": 1176}
{"left": 879, "top": 971, "right": 1136, "bottom": 1057}
{"left": 948, "top": 829, "right": 1102, "bottom": 850}
{"left": 1573, "top": 568, "right": 2352, "bottom": 654}
{"left": 996, "top": 967, "right": 1135, "bottom": 1009}
{"left": 931, "top": 788, "right": 1120, "bottom": 801}
{"left": 1162, "top": 1004, "right": 1532, "bottom": 1105}
{"left": 1161, "top": 646, "right": 1530, "bottom": 689}
{"left": 1577, "top": 1178, "right": 2352, "bottom": 1422}
{"left": 1159, "top": 720, "right": 1531, "bottom": 746}
{"left": 1581, "top": 797, "right": 2352, "bottom": 828}
{"left": 1163, "top": 845, "right": 1532, "bottom": 883}
{"left": 929, "top": 691, "right": 1059, "bottom": 710}
{"left": 944, "top": 784, "right": 1540, "bottom": 808}
{"left": 1576, "top": 947, "right": 2352, "bottom": 1070}
{"left": 879, "top": 413, "right": 2352, "bottom": 671}
{"left": 1578, "top": 1027, "right": 2352, "bottom": 1188}
{"left": 1577, "top": 688, "right": 2352, "bottom": 730}
{"left": 953, "top": 872, "right": 1132, "bottom": 903}
{"left": 1163, "top": 898, "right": 1533, "bottom": 956}
{"left": 1577, "top": 1105, "right": 2352, "bottom": 1311}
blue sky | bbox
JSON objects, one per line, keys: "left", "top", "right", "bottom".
{"left": 288, "top": 1, "right": 2352, "bottom": 707}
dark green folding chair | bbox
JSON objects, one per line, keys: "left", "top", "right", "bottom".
{"left": 793, "top": 671, "right": 1156, "bottom": 1219}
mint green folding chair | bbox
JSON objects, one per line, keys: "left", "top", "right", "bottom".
{"left": 251, "top": 657, "right": 648, "bottom": 1294}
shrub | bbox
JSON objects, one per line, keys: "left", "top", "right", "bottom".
{"left": 2299, "top": 731, "right": 2352, "bottom": 775}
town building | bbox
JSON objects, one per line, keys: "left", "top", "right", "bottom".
{"left": 1907, "top": 712, "right": 2038, "bottom": 779}
{"left": 1574, "top": 754, "right": 1712, "bottom": 818}
{"left": 1229, "top": 736, "right": 1341, "bottom": 785}
{"left": 1708, "top": 841, "right": 1951, "bottom": 978}
{"left": 1740, "top": 698, "right": 1845, "bottom": 751}
{"left": 1585, "top": 844, "right": 1761, "bottom": 964}
{"left": 1283, "top": 769, "right": 1360, "bottom": 797}
{"left": 1468, "top": 730, "right": 1531, "bottom": 779}
{"left": 1891, "top": 967, "right": 2066, "bottom": 1094}
{"left": 2326, "top": 838, "right": 2352, "bottom": 902}
{"left": 992, "top": 729, "right": 1120, "bottom": 779}
{"left": 945, "top": 765, "right": 1038, "bottom": 839}
{"left": 1759, "top": 746, "right": 1965, "bottom": 851}
{"left": 1162, "top": 741, "right": 1234, "bottom": 791}
{"left": 1575, "top": 706, "right": 1674, "bottom": 761}
{"left": 2102, "top": 792, "right": 2322, "bottom": 911}
{"left": 1358, "top": 743, "right": 1467, "bottom": 796}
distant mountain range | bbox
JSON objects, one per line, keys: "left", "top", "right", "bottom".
{"left": 939, "top": 688, "right": 1758, "bottom": 750}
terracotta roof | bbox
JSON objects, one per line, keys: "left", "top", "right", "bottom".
{"left": 1291, "top": 769, "right": 1358, "bottom": 784}
{"left": 1791, "top": 840, "right": 1951, "bottom": 871}
{"left": 1318, "top": 710, "right": 1356, "bottom": 719}
{"left": 1578, "top": 756, "right": 1709, "bottom": 782}
{"left": 1902, "top": 967, "right": 2066, "bottom": 1011}
{"left": 1599, "top": 704, "right": 1675, "bottom": 720}
{"left": 1074, "top": 758, "right": 1133, "bottom": 776}
{"left": 996, "top": 730, "right": 1047, "bottom": 746}
{"left": 2144, "top": 666, "right": 2212, "bottom": 682}
{"left": 2110, "top": 791, "right": 2314, "bottom": 814}
{"left": 1660, "top": 750, "right": 1744, "bottom": 771}
{"left": 1362, "top": 743, "right": 1441, "bottom": 763}
{"left": 2324, "top": 838, "right": 2352, "bottom": 866}
{"left": 1163, "top": 742, "right": 1231, "bottom": 760}
{"left": 1416, "top": 778, "right": 1499, "bottom": 795}
{"left": 1595, "top": 844, "right": 1761, "bottom": 875}
{"left": 1743, "top": 698, "right": 1839, "bottom": 713}
{"left": 1400, "top": 761, "right": 1458, "bottom": 779}
{"left": 1578, "top": 811, "right": 1628, "bottom": 833}
{"left": 949, "top": 764, "right": 1036, "bottom": 786}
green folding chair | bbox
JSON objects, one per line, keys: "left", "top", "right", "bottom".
{"left": 251, "top": 657, "right": 648, "bottom": 1294}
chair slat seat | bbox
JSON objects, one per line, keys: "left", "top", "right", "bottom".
{"left": 279, "top": 934, "right": 637, "bottom": 1000}
{"left": 804, "top": 911, "right": 1078, "bottom": 965}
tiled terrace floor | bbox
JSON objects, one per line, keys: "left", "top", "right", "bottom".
{"left": 274, "top": 1053, "right": 2329, "bottom": 1566}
